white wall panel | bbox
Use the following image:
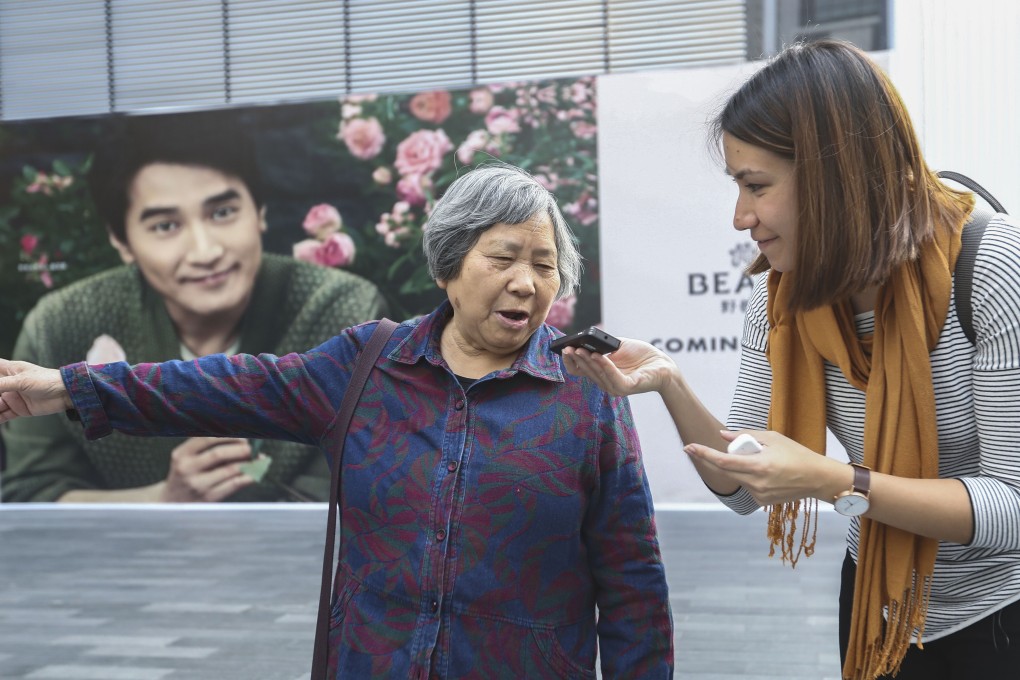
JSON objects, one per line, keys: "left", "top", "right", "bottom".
{"left": 890, "top": 0, "right": 1020, "bottom": 213}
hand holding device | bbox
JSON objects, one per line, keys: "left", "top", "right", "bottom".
{"left": 160, "top": 437, "right": 257, "bottom": 501}
{"left": 727, "top": 433, "right": 763, "bottom": 455}
{"left": 550, "top": 327, "right": 621, "bottom": 355}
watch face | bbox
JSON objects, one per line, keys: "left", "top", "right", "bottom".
{"left": 834, "top": 493, "right": 870, "bottom": 517}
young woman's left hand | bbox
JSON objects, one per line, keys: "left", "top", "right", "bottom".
{"left": 684, "top": 430, "right": 847, "bottom": 507}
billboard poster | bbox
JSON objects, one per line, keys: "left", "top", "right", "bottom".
{"left": 0, "top": 75, "right": 602, "bottom": 503}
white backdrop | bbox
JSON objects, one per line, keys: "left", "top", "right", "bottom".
{"left": 598, "top": 62, "right": 763, "bottom": 505}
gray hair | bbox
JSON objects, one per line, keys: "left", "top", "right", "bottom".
{"left": 422, "top": 163, "right": 583, "bottom": 298}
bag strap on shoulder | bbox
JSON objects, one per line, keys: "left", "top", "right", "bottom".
{"left": 954, "top": 209, "right": 994, "bottom": 346}
{"left": 937, "top": 170, "right": 1007, "bottom": 214}
{"left": 310, "top": 318, "right": 399, "bottom": 680}
{"left": 937, "top": 171, "right": 1008, "bottom": 346}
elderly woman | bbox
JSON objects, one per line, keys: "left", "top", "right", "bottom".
{"left": 0, "top": 163, "right": 674, "bottom": 679}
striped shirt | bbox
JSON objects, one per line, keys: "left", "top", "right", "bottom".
{"left": 721, "top": 214, "right": 1020, "bottom": 641}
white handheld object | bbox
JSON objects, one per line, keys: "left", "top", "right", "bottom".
{"left": 727, "top": 433, "right": 763, "bottom": 455}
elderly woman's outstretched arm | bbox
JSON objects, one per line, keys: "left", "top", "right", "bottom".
{"left": 1, "top": 326, "right": 367, "bottom": 447}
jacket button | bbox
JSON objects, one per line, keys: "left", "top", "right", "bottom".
{"left": 454, "top": 399, "right": 465, "bottom": 410}
{"left": 436, "top": 529, "right": 446, "bottom": 541}
{"left": 446, "top": 461, "right": 458, "bottom": 472}
{"left": 430, "top": 600, "right": 439, "bottom": 613}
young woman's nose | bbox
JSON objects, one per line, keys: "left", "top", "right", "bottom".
{"left": 732, "top": 194, "right": 759, "bottom": 231}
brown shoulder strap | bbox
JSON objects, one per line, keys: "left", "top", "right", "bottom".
{"left": 310, "top": 318, "right": 398, "bottom": 680}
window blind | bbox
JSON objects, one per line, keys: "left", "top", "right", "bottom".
{"left": 0, "top": 0, "right": 747, "bottom": 121}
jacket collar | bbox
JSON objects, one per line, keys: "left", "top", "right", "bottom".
{"left": 390, "top": 300, "right": 565, "bottom": 383}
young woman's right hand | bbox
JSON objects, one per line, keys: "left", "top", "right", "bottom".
{"left": 561, "top": 338, "right": 678, "bottom": 396}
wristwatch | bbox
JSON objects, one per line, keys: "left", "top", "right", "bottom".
{"left": 833, "top": 463, "right": 871, "bottom": 517}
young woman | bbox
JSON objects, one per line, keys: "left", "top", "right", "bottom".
{"left": 563, "top": 40, "right": 1020, "bottom": 680}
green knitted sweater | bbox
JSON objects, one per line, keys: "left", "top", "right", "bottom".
{"left": 1, "top": 253, "right": 388, "bottom": 502}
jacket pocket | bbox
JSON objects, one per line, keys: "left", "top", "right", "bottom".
{"left": 531, "top": 626, "right": 597, "bottom": 679}
{"left": 329, "top": 576, "right": 361, "bottom": 629}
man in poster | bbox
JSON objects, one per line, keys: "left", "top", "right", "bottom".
{"left": 1, "top": 112, "right": 387, "bottom": 503}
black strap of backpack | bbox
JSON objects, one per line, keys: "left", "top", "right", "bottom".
{"left": 310, "top": 318, "right": 398, "bottom": 680}
{"left": 954, "top": 209, "right": 994, "bottom": 345}
{"left": 938, "top": 171, "right": 1007, "bottom": 214}
{"left": 937, "top": 171, "right": 1008, "bottom": 346}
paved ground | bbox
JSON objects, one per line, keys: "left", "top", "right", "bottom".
{"left": 0, "top": 505, "right": 850, "bottom": 679}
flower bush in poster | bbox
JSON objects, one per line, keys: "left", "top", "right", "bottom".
{"left": 314, "top": 76, "right": 600, "bottom": 328}
{"left": 0, "top": 158, "right": 121, "bottom": 354}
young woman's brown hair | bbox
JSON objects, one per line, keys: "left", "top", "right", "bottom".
{"left": 712, "top": 39, "right": 972, "bottom": 311}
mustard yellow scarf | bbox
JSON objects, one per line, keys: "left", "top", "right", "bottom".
{"left": 765, "top": 219, "right": 963, "bottom": 680}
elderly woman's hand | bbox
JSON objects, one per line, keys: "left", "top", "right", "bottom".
{"left": 684, "top": 430, "right": 850, "bottom": 507}
{"left": 0, "top": 358, "right": 73, "bottom": 422}
{"left": 561, "top": 337, "right": 678, "bottom": 397}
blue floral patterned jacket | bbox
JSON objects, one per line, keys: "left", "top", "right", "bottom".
{"left": 63, "top": 302, "right": 674, "bottom": 679}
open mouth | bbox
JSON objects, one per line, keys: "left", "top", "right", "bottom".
{"left": 498, "top": 310, "right": 529, "bottom": 323}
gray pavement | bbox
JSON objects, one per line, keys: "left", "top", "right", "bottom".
{"left": 0, "top": 505, "right": 850, "bottom": 679}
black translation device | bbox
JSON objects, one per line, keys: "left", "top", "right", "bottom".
{"left": 550, "top": 327, "right": 621, "bottom": 355}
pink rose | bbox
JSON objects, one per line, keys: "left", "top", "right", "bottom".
{"left": 384, "top": 227, "right": 411, "bottom": 248}
{"left": 484, "top": 106, "right": 521, "bottom": 135}
{"left": 302, "top": 203, "right": 342, "bottom": 238}
{"left": 469, "top": 88, "right": 494, "bottom": 114}
{"left": 293, "top": 234, "right": 356, "bottom": 268}
{"left": 409, "top": 91, "right": 452, "bottom": 124}
{"left": 534, "top": 173, "right": 559, "bottom": 191}
{"left": 570, "top": 80, "right": 592, "bottom": 105}
{"left": 570, "top": 120, "right": 597, "bottom": 140}
{"left": 372, "top": 167, "right": 392, "bottom": 184}
{"left": 536, "top": 85, "right": 557, "bottom": 105}
{"left": 20, "top": 234, "right": 39, "bottom": 255}
{"left": 341, "top": 103, "right": 362, "bottom": 119}
{"left": 86, "top": 334, "right": 127, "bottom": 365}
{"left": 339, "top": 117, "right": 386, "bottom": 160}
{"left": 545, "top": 295, "right": 576, "bottom": 330}
{"left": 293, "top": 238, "right": 322, "bottom": 264}
{"left": 565, "top": 191, "right": 598, "bottom": 227}
{"left": 317, "top": 232, "right": 356, "bottom": 267}
{"left": 456, "top": 129, "right": 490, "bottom": 165}
{"left": 394, "top": 129, "right": 452, "bottom": 177}
{"left": 25, "top": 173, "right": 49, "bottom": 195}
{"left": 396, "top": 174, "right": 428, "bottom": 206}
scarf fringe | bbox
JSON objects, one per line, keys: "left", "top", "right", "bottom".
{"left": 766, "top": 500, "right": 818, "bottom": 567}
{"left": 844, "top": 573, "right": 933, "bottom": 680}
